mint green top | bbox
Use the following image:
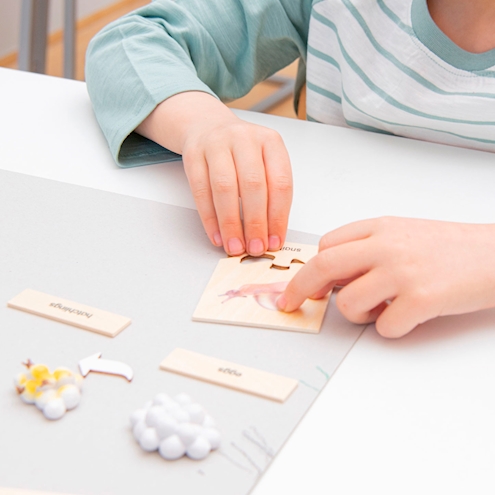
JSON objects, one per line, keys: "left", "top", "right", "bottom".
{"left": 86, "top": 0, "right": 313, "bottom": 166}
{"left": 86, "top": 0, "right": 495, "bottom": 166}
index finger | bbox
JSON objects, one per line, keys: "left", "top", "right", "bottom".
{"left": 319, "top": 219, "right": 376, "bottom": 251}
{"left": 278, "top": 239, "right": 373, "bottom": 312}
{"left": 263, "top": 131, "right": 293, "bottom": 251}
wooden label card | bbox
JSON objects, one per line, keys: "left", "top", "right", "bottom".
{"left": 193, "top": 242, "right": 330, "bottom": 333}
{"left": 160, "top": 348, "right": 298, "bottom": 402}
{"left": 7, "top": 289, "right": 131, "bottom": 337}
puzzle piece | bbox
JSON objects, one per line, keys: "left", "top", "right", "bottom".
{"left": 236, "top": 241, "right": 317, "bottom": 269}
{"left": 193, "top": 242, "right": 330, "bottom": 333}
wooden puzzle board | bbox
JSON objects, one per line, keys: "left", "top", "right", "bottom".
{"left": 0, "top": 170, "right": 364, "bottom": 495}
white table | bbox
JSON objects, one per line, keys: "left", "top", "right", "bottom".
{"left": 2, "top": 67, "right": 495, "bottom": 494}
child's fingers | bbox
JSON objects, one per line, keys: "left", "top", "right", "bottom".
{"left": 310, "top": 281, "right": 334, "bottom": 300}
{"left": 311, "top": 275, "right": 363, "bottom": 299}
{"left": 375, "top": 294, "right": 433, "bottom": 338}
{"left": 263, "top": 132, "right": 293, "bottom": 251}
{"left": 183, "top": 152, "right": 222, "bottom": 247}
{"left": 280, "top": 239, "right": 374, "bottom": 312}
{"left": 319, "top": 218, "right": 377, "bottom": 252}
{"left": 234, "top": 143, "right": 268, "bottom": 256}
{"left": 206, "top": 149, "right": 245, "bottom": 256}
{"left": 335, "top": 269, "right": 396, "bottom": 324}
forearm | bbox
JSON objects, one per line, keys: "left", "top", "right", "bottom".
{"left": 86, "top": 0, "right": 310, "bottom": 167}
{"left": 135, "top": 92, "right": 240, "bottom": 155}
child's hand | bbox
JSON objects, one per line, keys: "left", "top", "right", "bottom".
{"left": 136, "top": 92, "right": 292, "bottom": 256}
{"left": 278, "top": 217, "right": 495, "bottom": 338}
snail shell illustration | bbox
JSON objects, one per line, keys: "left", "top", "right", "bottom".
{"left": 220, "top": 281, "right": 289, "bottom": 311}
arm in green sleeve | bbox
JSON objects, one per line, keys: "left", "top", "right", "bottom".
{"left": 85, "top": 0, "right": 313, "bottom": 167}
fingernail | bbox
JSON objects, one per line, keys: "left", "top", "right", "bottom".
{"left": 228, "top": 237, "right": 244, "bottom": 255}
{"left": 213, "top": 232, "right": 222, "bottom": 247}
{"left": 268, "top": 235, "right": 280, "bottom": 251}
{"left": 277, "top": 294, "right": 287, "bottom": 311}
{"left": 248, "top": 238, "right": 264, "bottom": 256}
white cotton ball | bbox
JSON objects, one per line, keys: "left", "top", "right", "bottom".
{"left": 54, "top": 368, "right": 76, "bottom": 387}
{"left": 155, "top": 414, "right": 178, "bottom": 439}
{"left": 14, "top": 373, "right": 26, "bottom": 388}
{"left": 169, "top": 406, "right": 190, "bottom": 424}
{"left": 43, "top": 397, "right": 67, "bottom": 420}
{"left": 133, "top": 420, "right": 147, "bottom": 441}
{"left": 130, "top": 408, "right": 147, "bottom": 428}
{"left": 146, "top": 406, "right": 167, "bottom": 428}
{"left": 143, "top": 400, "right": 153, "bottom": 410}
{"left": 201, "top": 428, "right": 221, "bottom": 450}
{"left": 20, "top": 393, "right": 33, "bottom": 404}
{"left": 153, "top": 393, "right": 176, "bottom": 409}
{"left": 176, "top": 423, "right": 201, "bottom": 447}
{"left": 58, "top": 384, "right": 81, "bottom": 410}
{"left": 174, "top": 393, "right": 193, "bottom": 406}
{"left": 35, "top": 389, "right": 58, "bottom": 410}
{"left": 158, "top": 434, "right": 186, "bottom": 460}
{"left": 74, "top": 374, "right": 84, "bottom": 391}
{"left": 139, "top": 427, "right": 160, "bottom": 452}
{"left": 186, "top": 436, "right": 211, "bottom": 460}
{"left": 184, "top": 403, "right": 206, "bottom": 424}
{"left": 153, "top": 393, "right": 168, "bottom": 405}
{"left": 202, "top": 415, "right": 216, "bottom": 428}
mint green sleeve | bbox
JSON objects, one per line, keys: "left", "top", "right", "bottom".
{"left": 85, "top": 0, "right": 312, "bottom": 167}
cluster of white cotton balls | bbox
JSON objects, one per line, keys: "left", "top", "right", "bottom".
{"left": 14, "top": 361, "right": 83, "bottom": 420}
{"left": 130, "top": 393, "right": 221, "bottom": 460}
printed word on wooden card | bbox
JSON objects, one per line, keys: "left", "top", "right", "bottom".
{"left": 7, "top": 289, "right": 131, "bottom": 337}
{"left": 193, "top": 242, "right": 330, "bottom": 333}
{"left": 160, "top": 348, "right": 298, "bottom": 402}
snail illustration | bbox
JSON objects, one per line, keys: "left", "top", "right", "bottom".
{"left": 220, "top": 281, "right": 289, "bottom": 311}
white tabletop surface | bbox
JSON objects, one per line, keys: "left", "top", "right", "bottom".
{"left": 2, "top": 67, "right": 495, "bottom": 494}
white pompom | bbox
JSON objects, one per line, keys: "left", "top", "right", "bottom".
{"left": 129, "top": 408, "right": 147, "bottom": 428}
{"left": 202, "top": 415, "right": 216, "bottom": 428}
{"left": 176, "top": 423, "right": 201, "bottom": 447}
{"left": 139, "top": 427, "right": 160, "bottom": 452}
{"left": 43, "top": 397, "right": 67, "bottom": 420}
{"left": 169, "top": 406, "right": 190, "bottom": 424}
{"left": 174, "top": 393, "right": 193, "bottom": 406}
{"left": 58, "top": 384, "right": 81, "bottom": 410}
{"left": 155, "top": 414, "right": 178, "bottom": 439}
{"left": 146, "top": 405, "right": 166, "bottom": 428}
{"left": 133, "top": 420, "right": 147, "bottom": 441}
{"left": 201, "top": 428, "right": 221, "bottom": 450}
{"left": 14, "top": 373, "right": 26, "bottom": 387}
{"left": 186, "top": 436, "right": 211, "bottom": 460}
{"left": 184, "top": 403, "right": 205, "bottom": 424}
{"left": 20, "top": 391, "right": 36, "bottom": 404}
{"left": 158, "top": 434, "right": 186, "bottom": 460}
{"left": 35, "top": 389, "right": 57, "bottom": 410}
{"left": 74, "top": 374, "right": 84, "bottom": 390}
{"left": 153, "top": 393, "right": 175, "bottom": 408}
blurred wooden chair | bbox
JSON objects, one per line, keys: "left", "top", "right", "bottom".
{"left": 249, "top": 74, "right": 294, "bottom": 113}
{"left": 19, "top": 0, "right": 76, "bottom": 79}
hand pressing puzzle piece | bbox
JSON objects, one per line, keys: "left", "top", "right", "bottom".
{"left": 193, "top": 242, "right": 330, "bottom": 333}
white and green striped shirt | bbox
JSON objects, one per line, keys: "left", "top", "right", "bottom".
{"left": 307, "top": 0, "right": 495, "bottom": 151}
{"left": 86, "top": 0, "right": 495, "bottom": 167}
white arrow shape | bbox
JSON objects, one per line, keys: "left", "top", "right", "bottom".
{"left": 78, "top": 352, "right": 133, "bottom": 382}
